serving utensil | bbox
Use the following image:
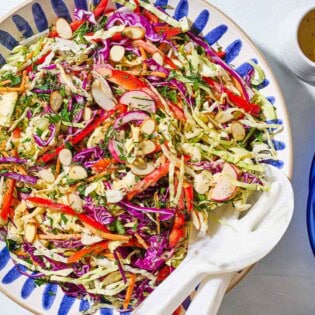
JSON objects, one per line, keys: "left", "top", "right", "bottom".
{"left": 134, "top": 166, "right": 294, "bottom": 315}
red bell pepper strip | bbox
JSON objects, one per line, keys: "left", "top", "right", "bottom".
{"left": 94, "top": 0, "right": 108, "bottom": 18}
{"left": 48, "top": 27, "right": 58, "bottom": 38}
{"left": 143, "top": 10, "right": 159, "bottom": 23}
{"left": 111, "top": 32, "right": 124, "bottom": 41}
{"left": 0, "top": 179, "right": 16, "bottom": 222}
{"left": 127, "top": 162, "right": 170, "bottom": 200}
{"left": 96, "top": 67, "right": 148, "bottom": 91}
{"left": 164, "top": 56, "right": 178, "bottom": 69}
{"left": 169, "top": 212, "right": 185, "bottom": 248}
{"left": 203, "top": 77, "right": 261, "bottom": 116}
{"left": 215, "top": 50, "right": 226, "bottom": 59}
{"left": 26, "top": 52, "right": 51, "bottom": 74}
{"left": 39, "top": 105, "right": 125, "bottom": 164}
{"left": 183, "top": 183, "right": 194, "bottom": 212}
{"left": 134, "top": 0, "right": 141, "bottom": 14}
{"left": 156, "top": 265, "right": 172, "bottom": 283}
{"left": 70, "top": 20, "right": 85, "bottom": 32}
{"left": 26, "top": 197, "right": 130, "bottom": 241}
{"left": 67, "top": 240, "right": 108, "bottom": 263}
{"left": 91, "top": 158, "right": 113, "bottom": 172}
{"left": 168, "top": 102, "right": 186, "bottom": 122}
{"left": 154, "top": 26, "right": 182, "bottom": 39}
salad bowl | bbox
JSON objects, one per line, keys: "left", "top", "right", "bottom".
{"left": 0, "top": 0, "right": 293, "bottom": 314}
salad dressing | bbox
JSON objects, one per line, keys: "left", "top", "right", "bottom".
{"left": 298, "top": 9, "right": 315, "bottom": 62}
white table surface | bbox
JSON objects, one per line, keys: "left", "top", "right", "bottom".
{"left": 0, "top": 0, "right": 315, "bottom": 314}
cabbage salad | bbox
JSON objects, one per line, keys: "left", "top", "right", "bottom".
{"left": 0, "top": 0, "right": 281, "bottom": 312}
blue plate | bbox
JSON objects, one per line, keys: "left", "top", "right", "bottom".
{"left": 307, "top": 155, "right": 315, "bottom": 256}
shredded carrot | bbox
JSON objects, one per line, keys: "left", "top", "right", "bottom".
{"left": 134, "top": 233, "right": 149, "bottom": 249}
{"left": 0, "top": 71, "right": 27, "bottom": 93}
{"left": 38, "top": 233, "right": 82, "bottom": 240}
{"left": 0, "top": 87, "right": 23, "bottom": 92}
{"left": 67, "top": 240, "right": 108, "bottom": 264}
{"left": 0, "top": 80, "right": 12, "bottom": 86}
{"left": 87, "top": 170, "right": 110, "bottom": 182}
{"left": 126, "top": 70, "right": 167, "bottom": 78}
{"left": 139, "top": 47, "right": 148, "bottom": 71}
{"left": 55, "top": 157, "right": 61, "bottom": 177}
{"left": 102, "top": 252, "right": 115, "bottom": 260}
{"left": 14, "top": 249, "right": 28, "bottom": 257}
{"left": 81, "top": 222, "right": 131, "bottom": 241}
{"left": 123, "top": 274, "right": 136, "bottom": 310}
{"left": 15, "top": 166, "right": 27, "bottom": 175}
{"left": 0, "top": 179, "right": 16, "bottom": 221}
{"left": 20, "top": 70, "right": 27, "bottom": 91}
{"left": 27, "top": 51, "right": 34, "bottom": 59}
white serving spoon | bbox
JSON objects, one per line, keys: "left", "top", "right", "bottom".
{"left": 134, "top": 166, "right": 294, "bottom": 315}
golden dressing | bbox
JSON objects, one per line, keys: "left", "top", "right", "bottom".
{"left": 298, "top": 9, "right": 315, "bottom": 62}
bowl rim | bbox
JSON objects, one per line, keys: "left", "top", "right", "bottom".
{"left": 0, "top": 0, "right": 294, "bottom": 313}
{"left": 307, "top": 154, "right": 315, "bottom": 256}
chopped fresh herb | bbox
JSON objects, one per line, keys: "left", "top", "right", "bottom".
{"left": 115, "top": 220, "right": 126, "bottom": 235}
{"left": 61, "top": 213, "right": 68, "bottom": 224}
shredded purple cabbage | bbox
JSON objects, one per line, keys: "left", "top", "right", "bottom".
{"left": 42, "top": 64, "right": 57, "bottom": 70}
{"left": 243, "top": 172, "right": 263, "bottom": 185}
{"left": 51, "top": 239, "right": 83, "bottom": 248}
{"left": 83, "top": 200, "right": 115, "bottom": 225}
{"left": 145, "top": 58, "right": 170, "bottom": 77}
{"left": 1, "top": 172, "right": 38, "bottom": 184}
{"left": 74, "top": 8, "right": 96, "bottom": 24}
{"left": 153, "top": 79, "right": 194, "bottom": 107}
{"left": 189, "top": 161, "right": 224, "bottom": 174}
{"left": 60, "top": 282, "right": 87, "bottom": 298}
{"left": 106, "top": 12, "right": 163, "bottom": 42}
{"left": 113, "top": 250, "right": 127, "bottom": 284}
{"left": 33, "top": 124, "right": 56, "bottom": 147}
{"left": 187, "top": 32, "right": 253, "bottom": 101}
{"left": 133, "top": 236, "right": 168, "bottom": 272}
{"left": 0, "top": 157, "right": 27, "bottom": 164}
{"left": 73, "top": 146, "right": 104, "bottom": 164}
{"left": 23, "top": 243, "right": 46, "bottom": 268}
{"left": 32, "top": 88, "right": 52, "bottom": 94}
{"left": 72, "top": 263, "right": 91, "bottom": 277}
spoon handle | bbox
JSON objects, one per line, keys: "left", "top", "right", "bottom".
{"left": 186, "top": 273, "right": 235, "bottom": 315}
{"left": 134, "top": 256, "right": 208, "bottom": 315}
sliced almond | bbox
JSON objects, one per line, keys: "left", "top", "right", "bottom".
{"left": 50, "top": 91, "right": 63, "bottom": 113}
{"left": 91, "top": 79, "right": 117, "bottom": 111}
{"left": 110, "top": 45, "right": 126, "bottom": 63}
{"left": 140, "top": 118, "right": 156, "bottom": 135}
{"left": 56, "top": 18, "right": 73, "bottom": 40}
{"left": 83, "top": 107, "right": 92, "bottom": 121}
{"left": 69, "top": 165, "right": 88, "bottom": 180}
{"left": 215, "top": 111, "right": 234, "bottom": 124}
{"left": 123, "top": 27, "right": 145, "bottom": 40}
{"left": 152, "top": 52, "right": 164, "bottom": 65}
{"left": 38, "top": 169, "right": 55, "bottom": 183}
{"left": 106, "top": 189, "right": 124, "bottom": 203}
{"left": 67, "top": 193, "right": 83, "bottom": 212}
{"left": 24, "top": 221, "right": 37, "bottom": 243}
{"left": 58, "top": 148, "right": 72, "bottom": 166}
{"left": 231, "top": 122, "right": 246, "bottom": 141}
{"left": 131, "top": 162, "right": 155, "bottom": 176}
{"left": 140, "top": 140, "right": 156, "bottom": 155}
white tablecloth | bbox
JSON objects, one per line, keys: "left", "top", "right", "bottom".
{"left": 0, "top": 1, "right": 315, "bottom": 314}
